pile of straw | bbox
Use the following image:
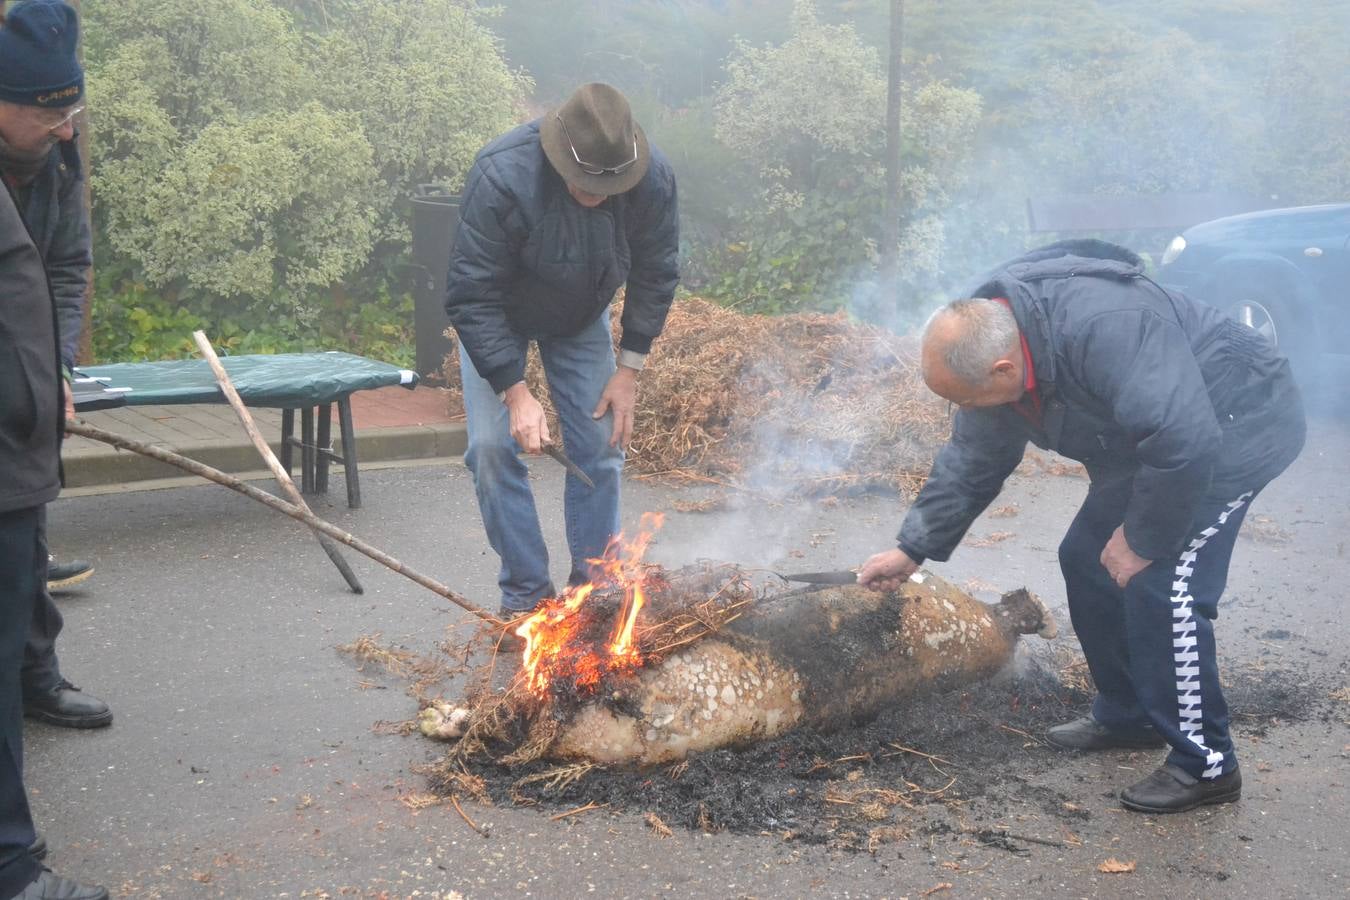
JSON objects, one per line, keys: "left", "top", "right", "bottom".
{"left": 442, "top": 298, "right": 950, "bottom": 497}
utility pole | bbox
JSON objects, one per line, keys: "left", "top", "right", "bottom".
{"left": 71, "top": 0, "right": 95, "bottom": 364}
{"left": 879, "top": 0, "right": 904, "bottom": 293}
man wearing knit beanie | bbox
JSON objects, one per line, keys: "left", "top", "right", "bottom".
{"left": 0, "top": 3, "right": 109, "bottom": 898}
{"left": 0, "top": 0, "right": 110, "bottom": 726}
{"left": 0, "top": 0, "right": 98, "bottom": 595}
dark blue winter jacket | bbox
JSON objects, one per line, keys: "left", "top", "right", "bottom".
{"left": 898, "top": 240, "right": 1306, "bottom": 563}
{"left": 16, "top": 138, "right": 91, "bottom": 372}
{"left": 444, "top": 120, "right": 680, "bottom": 394}
{"left": 0, "top": 181, "right": 63, "bottom": 513}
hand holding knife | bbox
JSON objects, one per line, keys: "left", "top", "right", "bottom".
{"left": 542, "top": 442, "right": 595, "bottom": 489}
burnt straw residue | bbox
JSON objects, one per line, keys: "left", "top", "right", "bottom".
{"left": 428, "top": 656, "right": 1333, "bottom": 851}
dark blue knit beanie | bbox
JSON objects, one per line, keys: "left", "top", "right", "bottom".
{"left": 0, "top": 0, "right": 84, "bottom": 108}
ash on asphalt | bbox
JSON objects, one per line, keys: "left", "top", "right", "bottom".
{"left": 427, "top": 651, "right": 1331, "bottom": 851}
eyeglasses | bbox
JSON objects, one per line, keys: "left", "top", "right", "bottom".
{"left": 555, "top": 114, "right": 639, "bottom": 176}
{"left": 40, "top": 105, "right": 84, "bottom": 134}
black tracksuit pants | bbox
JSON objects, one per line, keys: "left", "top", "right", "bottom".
{"left": 0, "top": 507, "right": 44, "bottom": 898}
{"left": 21, "top": 508, "right": 63, "bottom": 699}
{"left": 1060, "top": 475, "right": 1258, "bottom": 780}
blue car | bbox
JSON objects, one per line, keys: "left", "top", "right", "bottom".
{"left": 1158, "top": 203, "right": 1350, "bottom": 378}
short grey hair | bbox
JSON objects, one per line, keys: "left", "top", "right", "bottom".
{"left": 922, "top": 298, "right": 1021, "bottom": 385}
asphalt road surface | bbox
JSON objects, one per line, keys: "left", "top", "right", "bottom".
{"left": 30, "top": 417, "right": 1350, "bottom": 898}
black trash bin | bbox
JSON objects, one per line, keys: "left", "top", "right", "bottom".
{"left": 409, "top": 184, "right": 461, "bottom": 378}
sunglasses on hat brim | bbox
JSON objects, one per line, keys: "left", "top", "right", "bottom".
{"left": 556, "top": 114, "right": 639, "bottom": 177}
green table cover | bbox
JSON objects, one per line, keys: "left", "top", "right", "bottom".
{"left": 78, "top": 352, "right": 418, "bottom": 409}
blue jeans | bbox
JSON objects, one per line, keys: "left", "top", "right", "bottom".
{"left": 459, "top": 312, "right": 624, "bottom": 613}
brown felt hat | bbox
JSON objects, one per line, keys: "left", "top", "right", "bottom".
{"left": 540, "top": 82, "right": 649, "bottom": 197}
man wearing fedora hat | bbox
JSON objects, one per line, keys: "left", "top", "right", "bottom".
{"left": 0, "top": 0, "right": 112, "bottom": 736}
{"left": 446, "top": 82, "right": 680, "bottom": 617}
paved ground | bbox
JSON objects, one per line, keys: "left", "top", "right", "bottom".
{"left": 26, "top": 411, "right": 1350, "bottom": 898}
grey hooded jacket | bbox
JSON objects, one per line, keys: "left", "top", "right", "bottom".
{"left": 897, "top": 240, "right": 1306, "bottom": 564}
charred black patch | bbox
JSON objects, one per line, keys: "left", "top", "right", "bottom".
{"left": 437, "top": 655, "right": 1331, "bottom": 851}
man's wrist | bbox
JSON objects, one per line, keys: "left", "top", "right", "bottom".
{"left": 617, "top": 349, "right": 647, "bottom": 372}
{"left": 497, "top": 381, "right": 526, "bottom": 403}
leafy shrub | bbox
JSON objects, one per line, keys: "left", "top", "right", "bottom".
{"left": 707, "top": 1, "right": 981, "bottom": 315}
{"left": 83, "top": 0, "right": 526, "bottom": 361}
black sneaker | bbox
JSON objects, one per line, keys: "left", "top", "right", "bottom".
{"left": 1121, "top": 763, "right": 1242, "bottom": 813}
{"left": 47, "top": 556, "right": 94, "bottom": 592}
{"left": 14, "top": 868, "right": 109, "bottom": 900}
{"left": 1046, "top": 715, "right": 1167, "bottom": 750}
{"left": 23, "top": 680, "right": 113, "bottom": 729}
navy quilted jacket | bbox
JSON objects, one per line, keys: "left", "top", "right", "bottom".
{"left": 444, "top": 120, "right": 680, "bottom": 393}
{"left": 898, "top": 240, "right": 1306, "bottom": 563}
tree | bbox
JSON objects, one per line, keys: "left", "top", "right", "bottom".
{"left": 710, "top": 0, "right": 980, "bottom": 314}
{"left": 1025, "top": 30, "right": 1254, "bottom": 196}
{"left": 86, "top": 0, "right": 375, "bottom": 320}
{"left": 1254, "top": 26, "right": 1350, "bottom": 204}
{"left": 306, "top": 0, "right": 532, "bottom": 244}
{"left": 101, "top": 106, "right": 380, "bottom": 315}
{"left": 82, "top": 0, "right": 527, "bottom": 349}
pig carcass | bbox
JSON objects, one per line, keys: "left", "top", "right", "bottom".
{"left": 520, "top": 573, "right": 1055, "bottom": 766}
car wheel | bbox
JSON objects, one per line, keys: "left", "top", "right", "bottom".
{"left": 1229, "top": 298, "right": 1281, "bottom": 346}
{"left": 1222, "top": 275, "right": 1306, "bottom": 356}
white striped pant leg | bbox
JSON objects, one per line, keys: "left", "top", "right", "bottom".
{"left": 1120, "top": 490, "right": 1257, "bottom": 780}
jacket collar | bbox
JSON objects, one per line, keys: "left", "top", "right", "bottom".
{"left": 969, "top": 274, "right": 1056, "bottom": 393}
{"left": 963, "top": 240, "right": 1144, "bottom": 395}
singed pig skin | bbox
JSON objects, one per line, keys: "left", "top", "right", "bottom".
{"left": 549, "top": 575, "right": 1055, "bottom": 766}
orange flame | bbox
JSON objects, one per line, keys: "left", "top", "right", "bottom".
{"left": 513, "top": 512, "right": 665, "bottom": 697}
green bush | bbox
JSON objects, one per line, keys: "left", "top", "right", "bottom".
{"left": 92, "top": 275, "right": 416, "bottom": 367}
{"left": 83, "top": 0, "right": 526, "bottom": 363}
{"left": 705, "top": 1, "right": 981, "bottom": 315}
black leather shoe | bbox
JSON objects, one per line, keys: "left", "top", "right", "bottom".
{"left": 14, "top": 869, "right": 109, "bottom": 900}
{"left": 1121, "top": 763, "right": 1242, "bottom": 813}
{"left": 29, "top": 831, "right": 47, "bottom": 861}
{"left": 23, "top": 680, "right": 112, "bottom": 729}
{"left": 46, "top": 556, "right": 94, "bottom": 592}
{"left": 1046, "top": 715, "right": 1166, "bottom": 750}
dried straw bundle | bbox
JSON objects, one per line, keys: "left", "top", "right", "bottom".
{"left": 442, "top": 298, "right": 950, "bottom": 496}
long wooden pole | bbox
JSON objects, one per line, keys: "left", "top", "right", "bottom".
{"left": 67, "top": 419, "right": 501, "bottom": 625}
{"left": 191, "top": 330, "right": 364, "bottom": 595}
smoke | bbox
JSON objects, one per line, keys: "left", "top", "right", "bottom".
{"left": 652, "top": 358, "right": 860, "bottom": 569}
{"left": 652, "top": 343, "right": 930, "bottom": 571}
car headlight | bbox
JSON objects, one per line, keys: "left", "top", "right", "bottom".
{"left": 1161, "top": 235, "right": 1186, "bottom": 266}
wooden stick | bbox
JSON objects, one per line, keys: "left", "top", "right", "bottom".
{"left": 67, "top": 419, "right": 501, "bottom": 625}
{"left": 450, "top": 795, "right": 489, "bottom": 837}
{"left": 550, "top": 801, "right": 606, "bottom": 821}
{"left": 883, "top": 742, "right": 958, "bottom": 767}
{"left": 192, "top": 330, "right": 364, "bottom": 595}
{"left": 997, "top": 723, "right": 1043, "bottom": 743}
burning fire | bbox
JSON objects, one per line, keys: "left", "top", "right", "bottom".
{"left": 514, "top": 513, "right": 665, "bottom": 696}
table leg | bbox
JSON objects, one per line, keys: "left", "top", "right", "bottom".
{"left": 301, "top": 406, "right": 315, "bottom": 494}
{"left": 338, "top": 394, "right": 361, "bottom": 509}
{"left": 281, "top": 408, "right": 294, "bottom": 477}
{"left": 316, "top": 402, "right": 332, "bottom": 494}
